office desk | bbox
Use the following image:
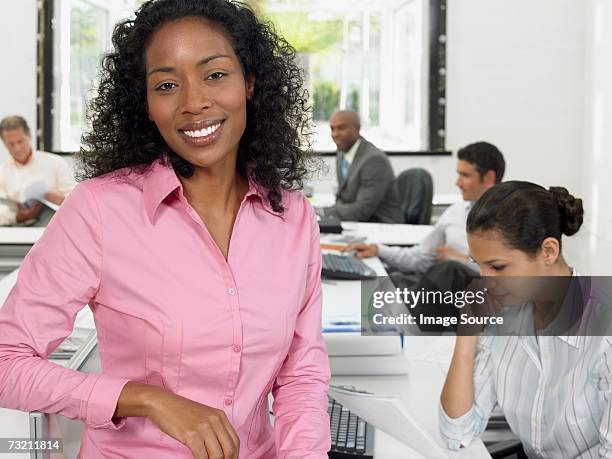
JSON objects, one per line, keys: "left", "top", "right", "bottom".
{"left": 0, "top": 227, "right": 44, "bottom": 245}
{"left": 310, "top": 192, "right": 462, "bottom": 209}
{"left": 0, "top": 227, "right": 44, "bottom": 274}
{"left": 337, "top": 221, "right": 433, "bottom": 246}
{"left": 432, "top": 194, "right": 462, "bottom": 206}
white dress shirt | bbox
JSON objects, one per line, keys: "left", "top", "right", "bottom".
{"left": 377, "top": 200, "right": 473, "bottom": 274}
{"left": 0, "top": 151, "right": 76, "bottom": 225}
{"left": 343, "top": 138, "right": 361, "bottom": 166}
{"left": 439, "top": 272, "right": 612, "bottom": 458}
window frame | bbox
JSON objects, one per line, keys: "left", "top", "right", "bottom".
{"left": 37, "top": 0, "right": 448, "bottom": 156}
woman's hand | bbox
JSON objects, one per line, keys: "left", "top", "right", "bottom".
{"left": 342, "top": 242, "right": 378, "bottom": 258}
{"left": 116, "top": 382, "right": 240, "bottom": 459}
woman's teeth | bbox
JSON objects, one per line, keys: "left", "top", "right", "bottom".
{"left": 183, "top": 122, "right": 222, "bottom": 138}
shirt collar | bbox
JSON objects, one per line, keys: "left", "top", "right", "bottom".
{"left": 142, "top": 157, "right": 282, "bottom": 223}
{"left": 9, "top": 149, "right": 35, "bottom": 168}
{"left": 344, "top": 138, "right": 362, "bottom": 163}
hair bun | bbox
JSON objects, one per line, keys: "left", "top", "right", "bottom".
{"left": 549, "top": 186, "right": 584, "bottom": 236}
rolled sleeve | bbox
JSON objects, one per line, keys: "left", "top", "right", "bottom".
{"left": 0, "top": 203, "right": 17, "bottom": 226}
{"left": 439, "top": 403, "right": 482, "bottom": 450}
{"left": 0, "top": 182, "right": 129, "bottom": 430}
{"left": 272, "top": 205, "right": 331, "bottom": 458}
{"left": 377, "top": 243, "right": 436, "bottom": 274}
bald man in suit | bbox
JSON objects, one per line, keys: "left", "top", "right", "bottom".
{"left": 323, "top": 111, "right": 402, "bottom": 223}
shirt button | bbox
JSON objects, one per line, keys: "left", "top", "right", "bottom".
{"left": 224, "top": 397, "right": 233, "bottom": 406}
{"left": 232, "top": 344, "right": 242, "bottom": 353}
{"left": 228, "top": 288, "right": 236, "bottom": 296}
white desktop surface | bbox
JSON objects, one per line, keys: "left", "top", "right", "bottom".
{"left": 310, "top": 191, "right": 462, "bottom": 209}
{"left": 339, "top": 221, "right": 433, "bottom": 246}
{"left": 432, "top": 193, "right": 462, "bottom": 206}
{"left": 0, "top": 227, "right": 44, "bottom": 244}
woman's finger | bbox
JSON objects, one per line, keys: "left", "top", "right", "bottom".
{"left": 200, "top": 423, "right": 224, "bottom": 459}
{"left": 218, "top": 414, "right": 241, "bottom": 455}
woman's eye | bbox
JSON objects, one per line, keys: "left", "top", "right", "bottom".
{"left": 207, "top": 72, "right": 226, "bottom": 81}
{"left": 155, "top": 82, "right": 177, "bottom": 91}
{"left": 491, "top": 265, "right": 506, "bottom": 271}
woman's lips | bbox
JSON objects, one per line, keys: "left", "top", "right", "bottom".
{"left": 179, "top": 120, "right": 225, "bottom": 147}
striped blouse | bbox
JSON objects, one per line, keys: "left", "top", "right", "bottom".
{"left": 439, "top": 274, "right": 612, "bottom": 458}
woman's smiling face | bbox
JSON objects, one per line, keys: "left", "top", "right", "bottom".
{"left": 145, "top": 16, "right": 254, "bottom": 171}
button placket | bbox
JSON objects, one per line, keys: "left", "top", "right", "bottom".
{"left": 222, "top": 272, "right": 243, "bottom": 418}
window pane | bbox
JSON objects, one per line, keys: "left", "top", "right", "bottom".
{"left": 53, "top": 0, "right": 142, "bottom": 152}
{"left": 258, "top": 0, "right": 427, "bottom": 151}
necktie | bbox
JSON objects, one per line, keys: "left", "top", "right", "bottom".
{"left": 340, "top": 155, "right": 349, "bottom": 181}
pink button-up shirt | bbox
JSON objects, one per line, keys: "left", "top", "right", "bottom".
{"left": 0, "top": 158, "right": 331, "bottom": 458}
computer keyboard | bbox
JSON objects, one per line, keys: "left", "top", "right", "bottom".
{"left": 328, "top": 397, "right": 374, "bottom": 458}
{"left": 322, "top": 253, "right": 377, "bottom": 280}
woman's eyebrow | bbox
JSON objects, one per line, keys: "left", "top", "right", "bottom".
{"left": 483, "top": 259, "right": 504, "bottom": 265}
{"left": 147, "top": 54, "right": 232, "bottom": 77}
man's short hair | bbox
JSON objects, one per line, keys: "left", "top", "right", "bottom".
{"left": 0, "top": 116, "right": 31, "bottom": 138}
{"left": 457, "top": 142, "right": 505, "bottom": 183}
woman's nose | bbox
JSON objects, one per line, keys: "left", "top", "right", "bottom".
{"left": 181, "top": 80, "right": 213, "bottom": 114}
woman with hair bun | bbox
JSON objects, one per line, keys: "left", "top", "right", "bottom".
{"left": 0, "top": 1, "right": 330, "bottom": 457}
{"left": 440, "top": 181, "right": 612, "bottom": 458}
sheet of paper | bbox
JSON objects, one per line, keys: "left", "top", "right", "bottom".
{"left": 21, "top": 180, "right": 51, "bottom": 202}
{"left": 329, "top": 386, "right": 450, "bottom": 459}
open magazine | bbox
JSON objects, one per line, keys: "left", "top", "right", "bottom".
{"left": 0, "top": 180, "right": 59, "bottom": 212}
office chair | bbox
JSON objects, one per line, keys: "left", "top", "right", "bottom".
{"left": 395, "top": 168, "right": 433, "bottom": 225}
{"left": 484, "top": 412, "right": 528, "bottom": 459}
{"left": 488, "top": 440, "right": 527, "bottom": 459}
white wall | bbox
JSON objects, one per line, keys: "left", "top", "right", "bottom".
{"left": 445, "top": 0, "right": 588, "bottom": 195}
{"left": 562, "top": 0, "right": 612, "bottom": 274}
{"left": 0, "top": 0, "right": 38, "bottom": 162}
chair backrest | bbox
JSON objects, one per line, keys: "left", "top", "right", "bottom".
{"left": 395, "top": 168, "right": 433, "bottom": 224}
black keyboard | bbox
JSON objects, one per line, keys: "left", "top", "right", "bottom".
{"left": 322, "top": 253, "right": 377, "bottom": 280}
{"left": 328, "top": 397, "right": 374, "bottom": 458}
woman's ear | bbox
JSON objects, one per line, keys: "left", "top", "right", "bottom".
{"left": 540, "top": 237, "right": 561, "bottom": 266}
{"left": 245, "top": 74, "right": 255, "bottom": 100}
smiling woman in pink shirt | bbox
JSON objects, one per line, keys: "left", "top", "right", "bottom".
{"left": 0, "top": 1, "right": 330, "bottom": 458}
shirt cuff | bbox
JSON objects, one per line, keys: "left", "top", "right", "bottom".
{"left": 376, "top": 244, "right": 395, "bottom": 261}
{"left": 438, "top": 402, "right": 477, "bottom": 450}
{"left": 85, "top": 374, "right": 130, "bottom": 429}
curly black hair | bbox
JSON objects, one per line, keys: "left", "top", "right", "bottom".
{"left": 77, "top": 0, "right": 314, "bottom": 213}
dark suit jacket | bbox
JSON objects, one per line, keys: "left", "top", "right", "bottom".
{"left": 326, "top": 138, "right": 402, "bottom": 223}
